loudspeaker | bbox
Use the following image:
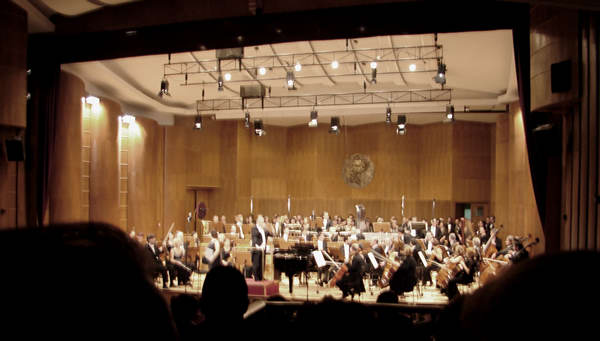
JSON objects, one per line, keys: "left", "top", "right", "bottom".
{"left": 551, "top": 60, "right": 571, "bottom": 93}
{"left": 5, "top": 139, "right": 25, "bottom": 161}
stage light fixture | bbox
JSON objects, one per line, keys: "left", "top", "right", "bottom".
{"left": 371, "top": 68, "right": 377, "bottom": 84}
{"left": 217, "top": 74, "right": 224, "bottom": 91}
{"left": 308, "top": 109, "right": 318, "bottom": 127}
{"left": 158, "top": 79, "right": 170, "bottom": 97}
{"left": 331, "top": 60, "right": 339, "bottom": 69}
{"left": 258, "top": 67, "right": 266, "bottom": 75}
{"left": 286, "top": 71, "right": 296, "bottom": 89}
{"left": 446, "top": 104, "right": 455, "bottom": 122}
{"left": 244, "top": 111, "right": 251, "bottom": 128}
{"left": 294, "top": 62, "right": 302, "bottom": 72}
{"left": 194, "top": 114, "right": 202, "bottom": 129}
{"left": 329, "top": 117, "right": 340, "bottom": 134}
{"left": 396, "top": 115, "right": 407, "bottom": 135}
{"left": 224, "top": 72, "right": 232, "bottom": 81}
{"left": 433, "top": 60, "right": 447, "bottom": 85}
{"left": 370, "top": 61, "right": 378, "bottom": 69}
{"left": 385, "top": 106, "right": 392, "bottom": 125}
{"left": 409, "top": 64, "right": 417, "bottom": 72}
{"left": 254, "top": 119, "right": 266, "bottom": 136}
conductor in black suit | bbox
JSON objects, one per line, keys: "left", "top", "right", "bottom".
{"left": 251, "top": 215, "right": 272, "bottom": 281}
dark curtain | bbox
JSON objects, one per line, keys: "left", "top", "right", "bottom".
{"left": 25, "top": 59, "right": 60, "bottom": 227}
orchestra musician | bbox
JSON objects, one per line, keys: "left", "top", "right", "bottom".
{"left": 170, "top": 234, "right": 191, "bottom": 286}
{"left": 146, "top": 234, "right": 169, "bottom": 288}
{"left": 250, "top": 215, "right": 272, "bottom": 281}
{"left": 443, "top": 246, "right": 478, "bottom": 299}
{"left": 220, "top": 237, "right": 233, "bottom": 266}
{"left": 340, "top": 237, "right": 352, "bottom": 263}
{"left": 234, "top": 214, "right": 245, "bottom": 239}
{"left": 321, "top": 211, "right": 332, "bottom": 233}
{"left": 336, "top": 243, "right": 366, "bottom": 299}
{"left": 390, "top": 245, "right": 417, "bottom": 296}
{"left": 203, "top": 230, "right": 221, "bottom": 270}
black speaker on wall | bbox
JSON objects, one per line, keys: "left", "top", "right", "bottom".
{"left": 5, "top": 138, "right": 25, "bottom": 161}
{"left": 551, "top": 59, "right": 571, "bottom": 93}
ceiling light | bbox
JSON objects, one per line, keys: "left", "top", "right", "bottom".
{"left": 158, "top": 79, "right": 170, "bottom": 97}
{"left": 385, "top": 107, "right": 392, "bottom": 125}
{"left": 217, "top": 74, "right": 224, "bottom": 91}
{"left": 396, "top": 115, "right": 407, "bottom": 135}
{"left": 258, "top": 67, "right": 266, "bottom": 75}
{"left": 308, "top": 109, "right": 318, "bottom": 127}
{"left": 370, "top": 61, "right": 377, "bottom": 69}
{"left": 85, "top": 96, "right": 99, "bottom": 105}
{"left": 224, "top": 72, "right": 232, "bottom": 81}
{"left": 254, "top": 119, "right": 266, "bottom": 136}
{"left": 446, "top": 104, "right": 455, "bottom": 122}
{"left": 194, "top": 114, "right": 202, "bottom": 129}
{"left": 121, "top": 114, "right": 135, "bottom": 125}
{"left": 286, "top": 71, "right": 296, "bottom": 90}
{"left": 433, "top": 60, "right": 447, "bottom": 85}
{"left": 331, "top": 60, "right": 339, "bottom": 69}
{"left": 329, "top": 117, "right": 340, "bottom": 134}
{"left": 294, "top": 62, "right": 302, "bottom": 72}
{"left": 409, "top": 64, "right": 417, "bottom": 72}
{"left": 244, "top": 111, "right": 250, "bottom": 128}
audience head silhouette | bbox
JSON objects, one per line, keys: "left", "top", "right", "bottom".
{"left": 0, "top": 223, "right": 177, "bottom": 340}
{"left": 201, "top": 265, "right": 249, "bottom": 324}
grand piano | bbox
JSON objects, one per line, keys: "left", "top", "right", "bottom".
{"left": 273, "top": 242, "right": 315, "bottom": 294}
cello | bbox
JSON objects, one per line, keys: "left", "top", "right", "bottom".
{"left": 322, "top": 250, "right": 349, "bottom": 288}
{"left": 371, "top": 249, "right": 401, "bottom": 288}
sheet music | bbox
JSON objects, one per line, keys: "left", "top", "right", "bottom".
{"left": 312, "top": 250, "right": 326, "bottom": 268}
{"left": 367, "top": 252, "right": 379, "bottom": 269}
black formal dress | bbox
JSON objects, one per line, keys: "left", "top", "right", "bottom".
{"left": 390, "top": 255, "right": 417, "bottom": 295}
{"left": 336, "top": 254, "right": 366, "bottom": 298}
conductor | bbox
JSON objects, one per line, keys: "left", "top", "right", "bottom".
{"left": 251, "top": 215, "right": 272, "bottom": 281}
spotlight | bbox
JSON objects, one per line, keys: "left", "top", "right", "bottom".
{"left": 329, "top": 117, "right": 340, "bottom": 134}
{"left": 371, "top": 68, "right": 377, "bottom": 84}
{"left": 217, "top": 74, "right": 224, "bottom": 91}
{"left": 409, "top": 64, "right": 417, "bottom": 72}
{"left": 194, "top": 114, "right": 202, "bottom": 130}
{"left": 258, "top": 67, "right": 266, "bottom": 75}
{"left": 308, "top": 109, "right": 318, "bottom": 127}
{"left": 224, "top": 72, "right": 232, "bottom": 81}
{"left": 294, "top": 62, "right": 302, "bottom": 72}
{"left": 446, "top": 104, "right": 455, "bottom": 122}
{"left": 158, "top": 79, "right": 170, "bottom": 97}
{"left": 286, "top": 71, "right": 295, "bottom": 89}
{"left": 331, "top": 60, "right": 339, "bottom": 69}
{"left": 396, "top": 115, "right": 407, "bottom": 135}
{"left": 254, "top": 119, "right": 266, "bottom": 136}
{"left": 385, "top": 107, "right": 392, "bottom": 125}
{"left": 370, "top": 61, "right": 378, "bottom": 69}
{"left": 244, "top": 111, "right": 250, "bottom": 128}
{"left": 433, "top": 60, "right": 447, "bottom": 85}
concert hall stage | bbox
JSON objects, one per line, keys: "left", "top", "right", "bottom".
{"left": 159, "top": 272, "right": 458, "bottom": 306}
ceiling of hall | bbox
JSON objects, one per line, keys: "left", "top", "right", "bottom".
{"left": 62, "top": 30, "right": 516, "bottom": 126}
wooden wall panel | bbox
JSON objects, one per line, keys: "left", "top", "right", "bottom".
{"left": 127, "top": 116, "right": 164, "bottom": 237}
{"left": 0, "top": 2, "right": 27, "bottom": 128}
{"left": 530, "top": 6, "right": 578, "bottom": 111}
{"left": 419, "top": 123, "right": 453, "bottom": 202}
{"left": 48, "top": 72, "right": 84, "bottom": 223}
{"left": 88, "top": 97, "right": 120, "bottom": 227}
{"left": 491, "top": 117, "right": 510, "bottom": 228}
{"left": 208, "top": 121, "right": 238, "bottom": 219}
{"left": 452, "top": 122, "right": 492, "bottom": 203}
{"left": 164, "top": 116, "right": 222, "bottom": 232}
{"left": 560, "top": 13, "right": 599, "bottom": 252}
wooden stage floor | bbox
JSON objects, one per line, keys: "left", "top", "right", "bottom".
{"left": 158, "top": 272, "right": 477, "bottom": 305}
